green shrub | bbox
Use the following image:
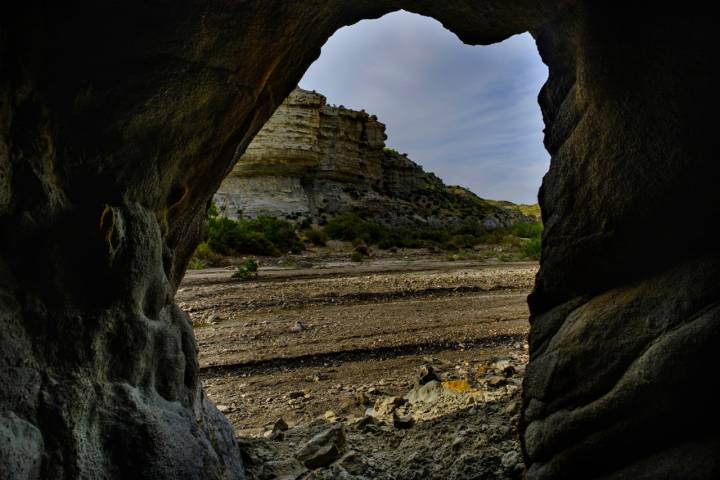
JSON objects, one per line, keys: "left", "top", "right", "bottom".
{"left": 247, "top": 216, "right": 303, "bottom": 253}
{"left": 207, "top": 201, "right": 219, "bottom": 218}
{"left": 524, "top": 237, "right": 542, "bottom": 260}
{"left": 323, "top": 213, "right": 384, "bottom": 243}
{"left": 232, "top": 258, "right": 259, "bottom": 280}
{"left": 188, "top": 257, "right": 206, "bottom": 270}
{"left": 188, "top": 242, "right": 223, "bottom": 269}
{"left": 350, "top": 251, "right": 364, "bottom": 262}
{"left": 511, "top": 221, "right": 543, "bottom": 239}
{"left": 304, "top": 228, "right": 328, "bottom": 246}
{"left": 206, "top": 216, "right": 302, "bottom": 257}
{"left": 321, "top": 213, "right": 543, "bottom": 258}
{"left": 383, "top": 147, "right": 401, "bottom": 156}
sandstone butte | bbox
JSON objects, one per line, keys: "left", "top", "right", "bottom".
{"left": 214, "top": 88, "right": 537, "bottom": 229}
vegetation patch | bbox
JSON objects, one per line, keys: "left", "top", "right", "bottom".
{"left": 232, "top": 258, "right": 259, "bottom": 280}
{"left": 189, "top": 204, "right": 542, "bottom": 267}
{"left": 322, "top": 213, "right": 542, "bottom": 259}
{"left": 207, "top": 215, "right": 303, "bottom": 257}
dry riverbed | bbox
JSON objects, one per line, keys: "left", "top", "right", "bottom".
{"left": 179, "top": 256, "right": 537, "bottom": 479}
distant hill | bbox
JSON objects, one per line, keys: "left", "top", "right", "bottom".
{"left": 215, "top": 88, "right": 538, "bottom": 231}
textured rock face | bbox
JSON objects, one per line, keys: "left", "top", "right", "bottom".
{"left": 1, "top": 2, "right": 718, "bottom": 480}
{"left": 214, "top": 88, "right": 387, "bottom": 221}
{"left": 216, "top": 88, "right": 525, "bottom": 229}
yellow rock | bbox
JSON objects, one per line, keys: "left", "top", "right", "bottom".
{"left": 442, "top": 380, "right": 471, "bottom": 393}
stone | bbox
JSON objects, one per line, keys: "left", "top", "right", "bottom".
{"left": 417, "top": 364, "right": 440, "bottom": 385}
{"left": 504, "top": 401, "right": 520, "bottom": 415}
{"left": 373, "top": 396, "right": 407, "bottom": 416}
{"left": 290, "top": 322, "right": 307, "bottom": 333}
{"left": 348, "top": 415, "right": 377, "bottom": 430}
{"left": 501, "top": 451, "right": 522, "bottom": 471}
{"left": 0, "top": 413, "right": 44, "bottom": 480}
{"left": 272, "top": 418, "right": 289, "bottom": 433}
{"left": 295, "top": 424, "right": 346, "bottom": 469}
{"left": 487, "top": 376, "right": 507, "bottom": 388}
{"left": 405, "top": 380, "right": 444, "bottom": 405}
{"left": 393, "top": 413, "right": 415, "bottom": 429}
{"left": 335, "top": 451, "right": 368, "bottom": 476}
{"left": 355, "top": 391, "right": 371, "bottom": 406}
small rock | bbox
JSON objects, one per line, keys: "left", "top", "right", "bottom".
{"left": 487, "top": 376, "right": 507, "bottom": 387}
{"left": 287, "top": 391, "right": 305, "bottom": 399}
{"left": 501, "top": 451, "right": 521, "bottom": 470}
{"left": 504, "top": 401, "right": 519, "bottom": 415}
{"left": 373, "top": 396, "right": 407, "bottom": 416}
{"left": 216, "top": 404, "right": 231, "bottom": 413}
{"left": 405, "top": 380, "right": 443, "bottom": 405}
{"left": 335, "top": 451, "right": 367, "bottom": 476}
{"left": 324, "top": 410, "right": 338, "bottom": 421}
{"left": 272, "top": 418, "right": 289, "bottom": 433}
{"left": 393, "top": 413, "right": 414, "bottom": 429}
{"left": 290, "top": 322, "right": 307, "bottom": 333}
{"left": 417, "top": 364, "right": 440, "bottom": 385}
{"left": 355, "top": 391, "right": 371, "bottom": 406}
{"left": 348, "top": 415, "right": 376, "bottom": 430}
{"left": 295, "top": 424, "right": 346, "bottom": 469}
{"left": 263, "top": 429, "right": 284, "bottom": 441}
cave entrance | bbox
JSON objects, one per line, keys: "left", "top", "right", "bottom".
{"left": 180, "top": 10, "right": 547, "bottom": 479}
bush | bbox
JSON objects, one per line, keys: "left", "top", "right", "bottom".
{"left": 511, "top": 221, "right": 543, "bottom": 239}
{"left": 304, "top": 228, "right": 329, "bottom": 246}
{"left": 321, "top": 213, "right": 543, "bottom": 258}
{"left": 247, "top": 216, "right": 303, "bottom": 254}
{"left": 207, "top": 216, "right": 302, "bottom": 257}
{"left": 323, "top": 213, "right": 384, "bottom": 243}
{"left": 187, "top": 257, "right": 206, "bottom": 270}
{"left": 524, "top": 236, "right": 542, "bottom": 260}
{"left": 188, "top": 242, "right": 223, "bottom": 269}
{"left": 232, "top": 258, "right": 259, "bottom": 280}
{"left": 350, "top": 251, "right": 364, "bottom": 262}
{"left": 354, "top": 244, "right": 370, "bottom": 256}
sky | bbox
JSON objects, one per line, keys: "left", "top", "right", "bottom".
{"left": 299, "top": 11, "right": 549, "bottom": 205}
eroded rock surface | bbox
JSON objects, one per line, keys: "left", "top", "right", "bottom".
{"left": 1, "top": 1, "right": 718, "bottom": 479}
{"left": 215, "top": 88, "right": 531, "bottom": 230}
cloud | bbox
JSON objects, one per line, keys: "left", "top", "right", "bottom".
{"left": 299, "top": 10, "right": 549, "bottom": 204}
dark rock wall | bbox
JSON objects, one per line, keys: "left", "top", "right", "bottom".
{"left": 0, "top": 1, "right": 717, "bottom": 479}
{"left": 524, "top": 5, "right": 720, "bottom": 479}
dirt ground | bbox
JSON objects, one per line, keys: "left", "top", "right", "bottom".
{"left": 179, "top": 256, "right": 537, "bottom": 479}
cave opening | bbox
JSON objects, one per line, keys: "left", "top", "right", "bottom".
{"left": 182, "top": 11, "right": 547, "bottom": 479}
{"left": 3, "top": 3, "right": 716, "bottom": 479}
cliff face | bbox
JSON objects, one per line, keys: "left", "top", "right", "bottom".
{"left": 215, "top": 88, "right": 529, "bottom": 229}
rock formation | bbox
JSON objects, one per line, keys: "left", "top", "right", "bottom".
{"left": 1, "top": 2, "right": 718, "bottom": 479}
{"left": 215, "top": 87, "right": 530, "bottom": 230}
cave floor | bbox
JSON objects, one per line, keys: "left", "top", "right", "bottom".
{"left": 179, "top": 256, "right": 536, "bottom": 479}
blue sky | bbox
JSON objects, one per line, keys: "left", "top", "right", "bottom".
{"left": 299, "top": 11, "right": 549, "bottom": 205}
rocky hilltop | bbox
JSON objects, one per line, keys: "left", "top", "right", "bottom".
{"left": 215, "top": 88, "right": 535, "bottom": 230}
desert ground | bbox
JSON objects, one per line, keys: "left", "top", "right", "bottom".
{"left": 178, "top": 254, "right": 537, "bottom": 479}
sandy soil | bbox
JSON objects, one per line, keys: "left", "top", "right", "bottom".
{"left": 179, "top": 257, "right": 537, "bottom": 479}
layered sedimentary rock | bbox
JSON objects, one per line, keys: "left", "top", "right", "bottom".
{"left": 215, "top": 88, "right": 528, "bottom": 230}
{"left": 1, "top": 2, "right": 718, "bottom": 479}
